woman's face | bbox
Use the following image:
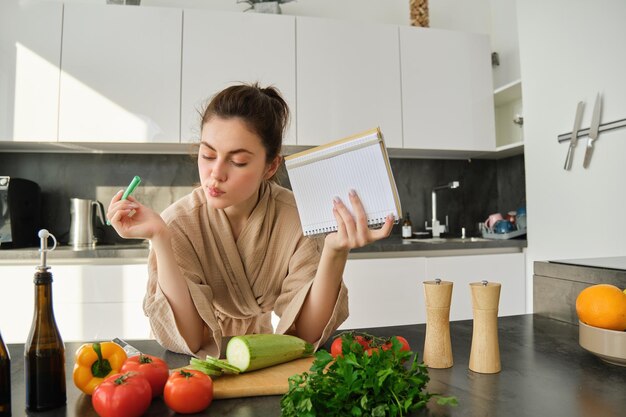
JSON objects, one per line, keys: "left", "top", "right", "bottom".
{"left": 198, "top": 116, "right": 275, "bottom": 211}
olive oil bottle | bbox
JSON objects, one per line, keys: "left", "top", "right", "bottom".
{"left": 24, "top": 230, "right": 66, "bottom": 411}
{"left": 0, "top": 330, "right": 10, "bottom": 417}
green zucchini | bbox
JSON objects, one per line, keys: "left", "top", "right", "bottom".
{"left": 189, "top": 355, "right": 242, "bottom": 376}
{"left": 188, "top": 357, "right": 224, "bottom": 376}
{"left": 226, "top": 334, "right": 314, "bottom": 373}
{"left": 202, "top": 355, "right": 241, "bottom": 374}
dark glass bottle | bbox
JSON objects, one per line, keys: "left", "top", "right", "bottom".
{"left": 0, "top": 330, "right": 10, "bottom": 417}
{"left": 24, "top": 230, "right": 66, "bottom": 411}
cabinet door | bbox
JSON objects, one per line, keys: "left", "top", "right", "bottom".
{"left": 400, "top": 27, "right": 496, "bottom": 151}
{"left": 59, "top": 4, "right": 182, "bottom": 143}
{"left": 0, "top": 266, "right": 35, "bottom": 343}
{"left": 340, "top": 257, "right": 427, "bottom": 330}
{"left": 426, "top": 253, "right": 526, "bottom": 321}
{"left": 0, "top": 1, "right": 62, "bottom": 141}
{"left": 181, "top": 11, "right": 296, "bottom": 145}
{"left": 51, "top": 264, "right": 151, "bottom": 342}
{"left": 0, "top": 264, "right": 150, "bottom": 343}
{"left": 296, "top": 17, "right": 403, "bottom": 147}
{"left": 490, "top": 0, "right": 521, "bottom": 91}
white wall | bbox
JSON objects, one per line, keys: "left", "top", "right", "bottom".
{"left": 429, "top": 0, "right": 491, "bottom": 35}
{"left": 518, "top": 0, "right": 626, "bottom": 311}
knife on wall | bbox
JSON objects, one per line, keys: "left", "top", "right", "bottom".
{"left": 564, "top": 101, "right": 584, "bottom": 170}
{"left": 583, "top": 93, "right": 602, "bottom": 168}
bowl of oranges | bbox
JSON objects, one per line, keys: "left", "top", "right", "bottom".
{"left": 576, "top": 284, "right": 626, "bottom": 367}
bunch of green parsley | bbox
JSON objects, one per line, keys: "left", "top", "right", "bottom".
{"left": 280, "top": 335, "right": 457, "bottom": 417}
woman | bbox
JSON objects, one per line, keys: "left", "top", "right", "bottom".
{"left": 107, "top": 83, "right": 394, "bottom": 357}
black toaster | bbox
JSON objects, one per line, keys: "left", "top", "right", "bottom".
{"left": 0, "top": 176, "right": 42, "bottom": 249}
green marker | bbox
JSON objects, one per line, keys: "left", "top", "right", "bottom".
{"left": 107, "top": 176, "right": 141, "bottom": 225}
{"left": 122, "top": 175, "right": 141, "bottom": 200}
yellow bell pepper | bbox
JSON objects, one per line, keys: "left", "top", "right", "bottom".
{"left": 73, "top": 341, "right": 127, "bottom": 395}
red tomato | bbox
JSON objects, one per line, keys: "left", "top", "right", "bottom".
{"left": 365, "top": 347, "right": 380, "bottom": 356}
{"left": 330, "top": 337, "right": 343, "bottom": 358}
{"left": 354, "top": 335, "right": 371, "bottom": 350}
{"left": 330, "top": 335, "right": 371, "bottom": 357}
{"left": 121, "top": 353, "right": 169, "bottom": 397}
{"left": 92, "top": 372, "right": 152, "bottom": 417}
{"left": 164, "top": 369, "right": 213, "bottom": 414}
{"left": 396, "top": 336, "right": 411, "bottom": 352}
{"left": 382, "top": 336, "right": 411, "bottom": 352}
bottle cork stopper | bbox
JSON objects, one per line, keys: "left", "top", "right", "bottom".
{"left": 37, "top": 229, "right": 57, "bottom": 271}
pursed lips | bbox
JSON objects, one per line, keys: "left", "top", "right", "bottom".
{"left": 208, "top": 186, "right": 225, "bottom": 197}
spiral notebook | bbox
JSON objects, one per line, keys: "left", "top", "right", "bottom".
{"left": 285, "top": 127, "right": 401, "bottom": 236}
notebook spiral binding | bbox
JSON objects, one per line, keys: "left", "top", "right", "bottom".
{"left": 303, "top": 217, "right": 389, "bottom": 236}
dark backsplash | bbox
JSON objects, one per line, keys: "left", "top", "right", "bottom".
{"left": 0, "top": 152, "right": 525, "bottom": 245}
{"left": 386, "top": 156, "right": 526, "bottom": 236}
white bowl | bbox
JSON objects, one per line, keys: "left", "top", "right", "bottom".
{"left": 579, "top": 321, "right": 626, "bottom": 367}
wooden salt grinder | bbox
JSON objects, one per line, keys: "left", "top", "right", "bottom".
{"left": 469, "top": 280, "right": 501, "bottom": 374}
{"left": 423, "top": 279, "right": 453, "bottom": 368}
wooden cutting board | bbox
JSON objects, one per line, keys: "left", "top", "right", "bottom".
{"left": 212, "top": 357, "right": 314, "bottom": 399}
{"left": 175, "top": 357, "right": 315, "bottom": 399}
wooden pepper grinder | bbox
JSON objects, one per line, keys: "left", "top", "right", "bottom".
{"left": 423, "top": 279, "right": 453, "bottom": 368}
{"left": 469, "top": 280, "right": 501, "bottom": 374}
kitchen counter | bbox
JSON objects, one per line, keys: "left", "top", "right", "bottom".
{"left": 0, "top": 235, "right": 525, "bottom": 264}
{"left": 349, "top": 235, "right": 526, "bottom": 259}
{"left": 6, "top": 314, "right": 624, "bottom": 417}
{"left": 0, "top": 242, "right": 151, "bottom": 265}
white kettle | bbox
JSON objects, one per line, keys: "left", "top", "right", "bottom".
{"left": 69, "top": 198, "right": 106, "bottom": 250}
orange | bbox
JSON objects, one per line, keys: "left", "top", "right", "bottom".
{"left": 575, "top": 284, "right": 626, "bottom": 331}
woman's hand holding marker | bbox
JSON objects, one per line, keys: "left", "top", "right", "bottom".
{"left": 106, "top": 176, "right": 141, "bottom": 225}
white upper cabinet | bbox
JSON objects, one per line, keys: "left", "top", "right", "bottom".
{"left": 0, "top": 1, "right": 62, "bottom": 142}
{"left": 1, "top": 4, "right": 499, "bottom": 154}
{"left": 489, "top": 0, "right": 521, "bottom": 91}
{"left": 490, "top": 0, "right": 524, "bottom": 154}
{"left": 296, "top": 17, "right": 403, "bottom": 147}
{"left": 58, "top": 4, "right": 182, "bottom": 143}
{"left": 400, "top": 27, "right": 496, "bottom": 152}
{"left": 181, "top": 11, "right": 296, "bottom": 145}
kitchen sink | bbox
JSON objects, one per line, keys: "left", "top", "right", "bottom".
{"left": 408, "top": 237, "right": 490, "bottom": 244}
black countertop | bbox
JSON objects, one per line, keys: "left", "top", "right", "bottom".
{"left": 0, "top": 235, "right": 525, "bottom": 264}
{"left": 6, "top": 314, "right": 624, "bottom": 417}
{"left": 350, "top": 234, "right": 526, "bottom": 255}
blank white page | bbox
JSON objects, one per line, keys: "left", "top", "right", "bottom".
{"left": 285, "top": 128, "right": 401, "bottom": 236}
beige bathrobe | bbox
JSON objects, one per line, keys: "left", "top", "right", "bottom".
{"left": 143, "top": 181, "right": 349, "bottom": 358}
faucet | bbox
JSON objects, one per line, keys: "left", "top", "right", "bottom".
{"left": 426, "top": 181, "right": 460, "bottom": 237}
